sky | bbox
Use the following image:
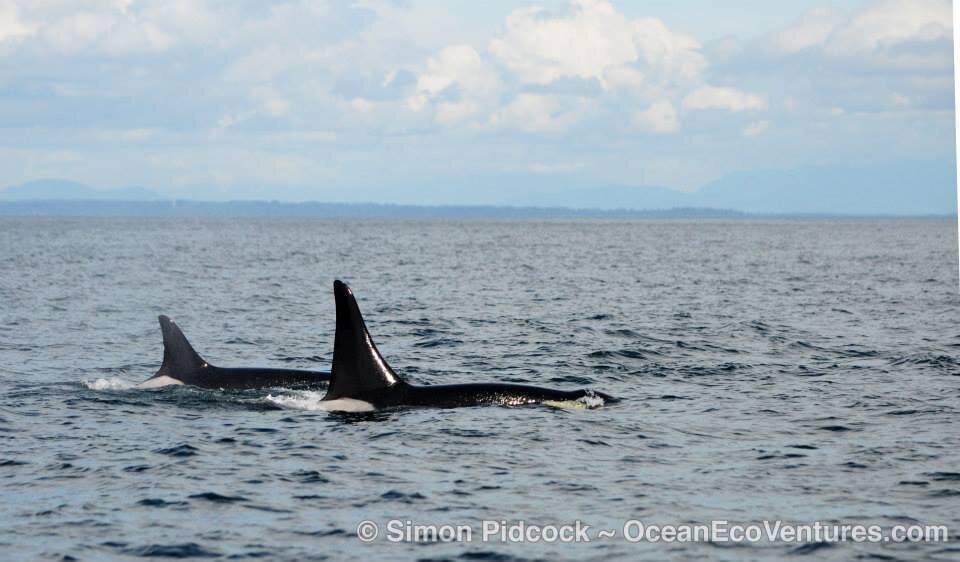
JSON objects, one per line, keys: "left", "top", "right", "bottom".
{"left": 0, "top": 0, "right": 955, "bottom": 204}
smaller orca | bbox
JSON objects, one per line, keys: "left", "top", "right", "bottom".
{"left": 139, "top": 316, "right": 330, "bottom": 389}
{"left": 320, "top": 280, "right": 617, "bottom": 411}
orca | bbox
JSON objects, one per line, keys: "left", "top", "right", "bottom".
{"left": 139, "top": 315, "right": 330, "bottom": 389}
{"left": 320, "top": 280, "right": 617, "bottom": 411}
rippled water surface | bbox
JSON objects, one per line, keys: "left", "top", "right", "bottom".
{"left": 1, "top": 218, "right": 958, "bottom": 561}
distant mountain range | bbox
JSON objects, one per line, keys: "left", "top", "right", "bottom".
{"left": 0, "top": 179, "right": 163, "bottom": 201}
{"left": 0, "top": 160, "right": 955, "bottom": 216}
{"left": 367, "top": 161, "right": 955, "bottom": 215}
{"left": 0, "top": 200, "right": 750, "bottom": 219}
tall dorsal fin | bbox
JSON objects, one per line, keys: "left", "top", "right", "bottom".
{"left": 154, "top": 315, "right": 208, "bottom": 379}
{"left": 323, "top": 280, "right": 404, "bottom": 400}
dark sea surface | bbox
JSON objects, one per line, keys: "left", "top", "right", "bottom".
{"left": 1, "top": 217, "right": 958, "bottom": 561}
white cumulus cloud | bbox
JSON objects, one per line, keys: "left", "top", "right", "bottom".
{"left": 407, "top": 45, "right": 500, "bottom": 125}
{"left": 488, "top": 0, "right": 704, "bottom": 92}
{"left": 826, "top": 0, "right": 951, "bottom": 55}
{"left": 773, "top": 0, "right": 952, "bottom": 69}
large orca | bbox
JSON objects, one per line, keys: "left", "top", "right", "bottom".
{"left": 320, "top": 280, "right": 617, "bottom": 411}
{"left": 139, "top": 316, "right": 330, "bottom": 389}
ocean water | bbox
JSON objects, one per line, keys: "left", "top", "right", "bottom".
{"left": 0, "top": 217, "right": 958, "bottom": 561}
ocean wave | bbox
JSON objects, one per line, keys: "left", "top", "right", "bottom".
{"left": 265, "top": 390, "right": 326, "bottom": 410}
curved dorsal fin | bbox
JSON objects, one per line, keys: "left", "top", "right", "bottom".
{"left": 323, "top": 280, "right": 403, "bottom": 400}
{"left": 155, "top": 315, "right": 208, "bottom": 379}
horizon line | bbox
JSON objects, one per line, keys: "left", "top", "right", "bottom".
{"left": 0, "top": 198, "right": 955, "bottom": 219}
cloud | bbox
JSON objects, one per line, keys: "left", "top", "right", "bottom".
{"left": 409, "top": 0, "right": 757, "bottom": 133}
{"left": 12, "top": 2, "right": 180, "bottom": 55}
{"left": 488, "top": 0, "right": 704, "bottom": 92}
{"left": 737, "top": 0, "right": 953, "bottom": 117}
{"left": 682, "top": 86, "right": 767, "bottom": 112}
{"left": 492, "top": 93, "right": 587, "bottom": 133}
{"left": 772, "top": 0, "right": 952, "bottom": 70}
{"left": 632, "top": 99, "right": 678, "bottom": 133}
{"left": 0, "top": 0, "right": 34, "bottom": 44}
{"left": 407, "top": 45, "right": 501, "bottom": 125}
{"left": 825, "top": 0, "right": 951, "bottom": 56}
{"left": 489, "top": 2, "right": 637, "bottom": 86}
{"left": 772, "top": 8, "right": 844, "bottom": 53}
{"left": 0, "top": 0, "right": 951, "bottom": 200}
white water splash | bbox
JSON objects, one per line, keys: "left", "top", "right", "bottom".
{"left": 578, "top": 392, "right": 608, "bottom": 409}
{"left": 83, "top": 377, "right": 136, "bottom": 391}
{"left": 543, "top": 393, "right": 608, "bottom": 410}
{"left": 265, "top": 391, "right": 375, "bottom": 412}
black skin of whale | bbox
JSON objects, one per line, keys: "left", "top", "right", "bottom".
{"left": 322, "top": 280, "right": 617, "bottom": 409}
{"left": 142, "top": 315, "right": 330, "bottom": 390}
{"left": 362, "top": 382, "right": 606, "bottom": 409}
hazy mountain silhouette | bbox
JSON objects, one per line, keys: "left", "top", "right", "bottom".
{"left": 693, "top": 161, "right": 956, "bottom": 215}
{"left": 294, "top": 161, "right": 955, "bottom": 214}
{"left": 0, "top": 159, "right": 954, "bottom": 216}
{"left": 0, "top": 179, "right": 161, "bottom": 201}
{"left": 0, "top": 200, "right": 748, "bottom": 219}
